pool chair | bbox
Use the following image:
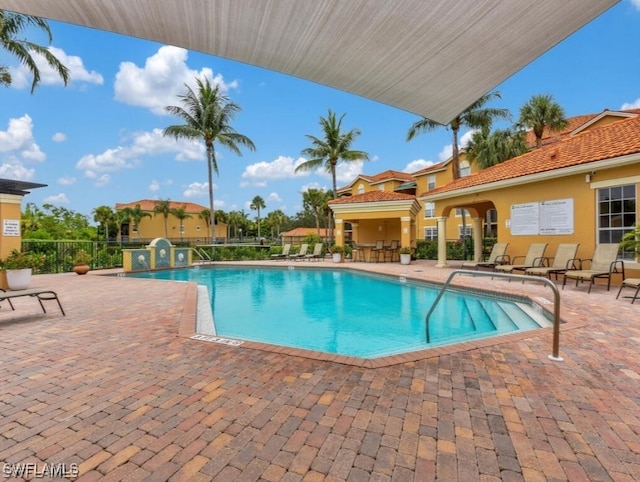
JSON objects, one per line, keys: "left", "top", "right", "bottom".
{"left": 384, "top": 240, "right": 400, "bottom": 262}
{"left": 290, "top": 243, "right": 309, "bottom": 261}
{"left": 525, "top": 243, "right": 580, "bottom": 280}
{"left": 616, "top": 278, "right": 640, "bottom": 304}
{"left": 562, "top": 243, "right": 624, "bottom": 293}
{"left": 304, "top": 243, "right": 324, "bottom": 261}
{"left": 461, "top": 242, "right": 509, "bottom": 271}
{"left": 494, "top": 243, "right": 548, "bottom": 275}
{"left": 271, "top": 243, "right": 291, "bottom": 260}
{"left": 350, "top": 242, "right": 363, "bottom": 262}
{"left": 371, "top": 240, "right": 385, "bottom": 263}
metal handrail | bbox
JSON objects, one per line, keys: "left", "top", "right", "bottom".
{"left": 193, "top": 247, "right": 212, "bottom": 263}
{"left": 425, "top": 269, "right": 563, "bottom": 361}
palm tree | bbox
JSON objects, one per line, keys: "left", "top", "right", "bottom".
{"left": 228, "top": 210, "right": 249, "bottom": 240}
{"left": 518, "top": 94, "right": 568, "bottom": 149}
{"left": 0, "top": 10, "right": 70, "bottom": 93}
{"left": 466, "top": 126, "right": 527, "bottom": 169}
{"left": 170, "top": 205, "right": 192, "bottom": 243}
{"left": 117, "top": 207, "right": 134, "bottom": 242}
{"left": 302, "top": 188, "right": 330, "bottom": 236}
{"left": 163, "top": 77, "right": 255, "bottom": 246}
{"left": 250, "top": 195, "right": 266, "bottom": 239}
{"left": 407, "top": 91, "right": 511, "bottom": 179}
{"left": 153, "top": 199, "right": 172, "bottom": 238}
{"left": 92, "top": 205, "right": 114, "bottom": 243}
{"left": 129, "top": 204, "right": 151, "bottom": 239}
{"left": 265, "top": 209, "right": 287, "bottom": 238}
{"left": 296, "top": 110, "right": 368, "bottom": 199}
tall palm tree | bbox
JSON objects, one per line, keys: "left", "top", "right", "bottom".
{"left": 302, "top": 188, "right": 330, "bottom": 236}
{"left": 153, "top": 199, "right": 172, "bottom": 238}
{"left": 170, "top": 205, "right": 192, "bottom": 243}
{"left": 265, "top": 209, "right": 287, "bottom": 238}
{"left": 92, "top": 205, "right": 114, "bottom": 243}
{"left": 117, "top": 207, "right": 134, "bottom": 242}
{"left": 250, "top": 195, "right": 266, "bottom": 238}
{"left": 296, "top": 110, "right": 368, "bottom": 199}
{"left": 129, "top": 204, "right": 151, "bottom": 239}
{"left": 163, "top": 77, "right": 255, "bottom": 246}
{"left": 466, "top": 126, "right": 527, "bottom": 169}
{"left": 0, "top": 10, "right": 70, "bottom": 92}
{"left": 518, "top": 94, "right": 568, "bottom": 149}
{"left": 407, "top": 91, "right": 511, "bottom": 180}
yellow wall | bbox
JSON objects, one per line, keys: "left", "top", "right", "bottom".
{"left": 127, "top": 213, "right": 227, "bottom": 242}
{"left": 0, "top": 194, "right": 24, "bottom": 260}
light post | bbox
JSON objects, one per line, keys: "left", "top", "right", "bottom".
{"left": 239, "top": 228, "right": 242, "bottom": 243}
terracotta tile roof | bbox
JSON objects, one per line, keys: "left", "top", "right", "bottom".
{"left": 337, "top": 170, "right": 414, "bottom": 191}
{"left": 115, "top": 199, "right": 209, "bottom": 213}
{"left": 280, "top": 227, "right": 330, "bottom": 237}
{"left": 329, "top": 190, "right": 416, "bottom": 204}
{"left": 420, "top": 114, "right": 640, "bottom": 197}
{"left": 411, "top": 160, "right": 448, "bottom": 176}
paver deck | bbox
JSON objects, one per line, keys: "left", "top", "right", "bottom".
{"left": 0, "top": 259, "right": 639, "bottom": 481}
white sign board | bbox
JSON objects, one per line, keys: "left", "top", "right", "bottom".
{"left": 510, "top": 203, "right": 539, "bottom": 235}
{"left": 539, "top": 199, "right": 574, "bottom": 235}
{"left": 3, "top": 219, "right": 20, "bottom": 236}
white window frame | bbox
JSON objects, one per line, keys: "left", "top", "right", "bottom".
{"left": 428, "top": 175, "right": 436, "bottom": 191}
{"left": 424, "top": 227, "right": 437, "bottom": 240}
{"left": 424, "top": 202, "right": 435, "bottom": 218}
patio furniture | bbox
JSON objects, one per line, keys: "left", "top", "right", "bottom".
{"left": 371, "top": 240, "right": 385, "bottom": 263}
{"left": 304, "top": 243, "right": 324, "bottom": 261}
{"left": 290, "top": 243, "right": 309, "bottom": 261}
{"left": 0, "top": 288, "right": 65, "bottom": 316}
{"left": 616, "top": 278, "right": 640, "bottom": 304}
{"left": 461, "top": 242, "right": 509, "bottom": 271}
{"left": 494, "top": 243, "right": 548, "bottom": 275}
{"left": 350, "top": 242, "right": 363, "bottom": 262}
{"left": 525, "top": 243, "right": 580, "bottom": 280}
{"left": 385, "top": 240, "right": 400, "bottom": 262}
{"left": 562, "top": 243, "right": 624, "bottom": 293}
{"left": 271, "top": 243, "right": 291, "bottom": 260}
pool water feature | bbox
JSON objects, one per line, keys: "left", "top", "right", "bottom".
{"left": 130, "top": 266, "right": 550, "bottom": 359}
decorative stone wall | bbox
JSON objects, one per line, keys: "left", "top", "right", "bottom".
{"left": 122, "top": 238, "right": 192, "bottom": 272}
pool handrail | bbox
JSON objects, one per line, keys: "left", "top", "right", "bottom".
{"left": 425, "top": 269, "right": 563, "bottom": 361}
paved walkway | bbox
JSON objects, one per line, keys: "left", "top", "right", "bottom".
{"left": 0, "top": 260, "right": 639, "bottom": 481}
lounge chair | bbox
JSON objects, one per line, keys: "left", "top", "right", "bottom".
{"left": 271, "top": 243, "right": 291, "bottom": 260}
{"left": 371, "top": 240, "right": 385, "bottom": 263}
{"left": 461, "top": 242, "right": 509, "bottom": 271}
{"left": 304, "top": 243, "right": 324, "bottom": 261}
{"left": 0, "top": 288, "right": 65, "bottom": 316}
{"left": 562, "top": 243, "right": 624, "bottom": 293}
{"left": 616, "top": 278, "right": 640, "bottom": 304}
{"left": 525, "top": 243, "right": 580, "bottom": 280}
{"left": 494, "top": 243, "right": 548, "bottom": 275}
{"left": 290, "top": 243, "right": 309, "bottom": 261}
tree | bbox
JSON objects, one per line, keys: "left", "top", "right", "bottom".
{"left": 296, "top": 110, "right": 368, "bottom": 200}
{"left": 466, "top": 126, "right": 527, "bottom": 169}
{"left": 302, "top": 188, "right": 330, "bottom": 236}
{"left": 92, "top": 205, "right": 115, "bottom": 243}
{"left": 163, "top": 77, "right": 255, "bottom": 245}
{"left": 153, "top": 199, "right": 172, "bottom": 238}
{"left": 170, "top": 205, "right": 192, "bottom": 243}
{"left": 128, "top": 204, "right": 151, "bottom": 239}
{"left": 518, "top": 94, "right": 568, "bottom": 149}
{"left": 250, "top": 195, "right": 266, "bottom": 238}
{"left": 265, "top": 209, "right": 287, "bottom": 238}
{"left": 407, "top": 91, "right": 510, "bottom": 180}
{"left": 228, "top": 210, "right": 249, "bottom": 240}
{"left": 0, "top": 10, "right": 70, "bottom": 92}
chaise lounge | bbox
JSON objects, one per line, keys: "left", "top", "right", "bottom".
{"left": 525, "top": 243, "right": 580, "bottom": 280}
{"left": 562, "top": 243, "right": 624, "bottom": 293}
{"left": 0, "top": 288, "right": 66, "bottom": 316}
{"left": 462, "top": 242, "right": 509, "bottom": 271}
{"left": 494, "top": 243, "right": 548, "bottom": 275}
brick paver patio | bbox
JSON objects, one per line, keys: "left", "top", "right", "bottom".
{"left": 1, "top": 260, "right": 639, "bottom": 481}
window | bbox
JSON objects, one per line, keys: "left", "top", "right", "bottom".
{"left": 132, "top": 225, "right": 138, "bottom": 233}
{"left": 196, "top": 225, "right": 201, "bottom": 231}
{"left": 458, "top": 224, "right": 472, "bottom": 238}
{"left": 455, "top": 208, "right": 469, "bottom": 217}
{"left": 598, "top": 184, "right": 636, "bottom": 259}
{"left": 378, "top": 183, "right": 385, "bottom": 191}
{"left": 459, "top": 160, "right": 471, "bottom": 177}
{"left": 424, "top": 202, "right": 435, "bottom": 218}
{"left": 428, "top": 175, "right": 436, "bottom": 191}
{"left": 424, "top": 227, "right": 437, "bottom": 240}
{"left": 357, "top": 183, "right": 365, "bottom": 194}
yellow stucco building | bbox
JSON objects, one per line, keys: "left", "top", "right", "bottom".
{"left": 329, "top": 109, "right": 640, "bottom": 279}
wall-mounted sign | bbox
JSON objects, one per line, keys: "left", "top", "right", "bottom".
{"left": 3, "top": 219, "right": 20, "bottom": 236}
{"left": 509, "top": 199, "right": 574, "bottom": 235}
{"left": 510, "top": 202, "right": 539, "bottom": 235}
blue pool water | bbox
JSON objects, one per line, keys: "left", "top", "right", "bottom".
{"left": 130, "top": 266, "right": 546, "bottom": 358}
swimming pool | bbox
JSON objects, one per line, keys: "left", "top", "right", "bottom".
{"left": 130, "top": 266, "right": 549, "bottom": 358}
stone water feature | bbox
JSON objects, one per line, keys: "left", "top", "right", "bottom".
{"left": 122, "top": 237, "right": 191, "bottom": 272}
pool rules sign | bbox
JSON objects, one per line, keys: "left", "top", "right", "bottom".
{"left": 509, "top": 198, "right": 574, "bottom": 235}
{"left": 3, "top": 219, "right": 20, "bottom": 236}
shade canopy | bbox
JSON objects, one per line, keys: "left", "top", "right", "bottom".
{"left": 0, "top": 0, "right": 617, "bottom": 124}
{"left": 0, "top": 178, "right": 47, "bottom": 195}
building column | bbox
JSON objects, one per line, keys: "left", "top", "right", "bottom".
{"left": 472, "top": 216, "right": 483, "bottom": 262}
{"left": 436, "top": 216, "right": 448, "bottom": 268}
{"left": 334, "top": 218, "right": 344, "bottom": 246}
{"left": 400, "top": 216, "right": 412, "bottom": 248}
{"left": 350, "top": 222, "right": 359, "bottom": 244}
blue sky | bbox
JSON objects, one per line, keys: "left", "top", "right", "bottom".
{"left": 1, "top": 1, "right": 640, "bottom": 222}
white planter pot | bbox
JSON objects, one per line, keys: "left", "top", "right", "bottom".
{"left": 332, "top": 253, "right": 342, "bottom": 263}
{"left": 400, "top": 253, "right": 412, "bottom": 265}
{"left": 6, "top": 268, "right": 32, "bottom": 290}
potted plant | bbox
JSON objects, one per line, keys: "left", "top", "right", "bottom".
{"left": 1, "top": 249, "right": 46, "bottom": 290}
{"left": 331, "top": 244, "right": 345, "bottom": 263}
{"left": 399, "top": 246, "right": 412, "bottom": 265}
{"left": 72, "top": 249, "right": 92, "bottom": 275}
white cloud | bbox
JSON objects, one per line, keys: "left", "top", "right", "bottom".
{"left": 334, "top": 160, "right": 364, "bottom": 184}
{"left": 58, "top": 176, "right": 76, "bottom": 185}
{"left": 267, "top": 192, "right": 282, "bottom": 203}
{"left": 149, "top": 180, "right": 160, "bottom": 192}
{"left": 404, "top": 159, "right": 434, "bottom": 173}
{"left": 621, "top": 98, "right": 640, "bottom": 110}
{"left": 52, "top": 132, "right": 67, "bottom": 143}
{"left": 241, "top": 155, "right": 309, "bottom": 187}
{"left": 114, "top": 46, "right": 238, "bottom": 115}
{"left": 300, "top": 182, "right": 327, "bottom": 193}
{"left": 76, "top": 146, "right": 139, "bottom": 179}
{"left": 9, "top": 46, "right": 103, "bottom": 88}
{"left": 183, "top": 182, "right": 210, "bottom": 198}
{"left": 43, "top": 193, "right": 69, "bottom": 204}
{"left": 0, "top": 160, "right": 35, "bottom": 180}
{"left": 94, "top": 174, "right": 110, "bottom": 187}
{"left": 438, "top": 129, "right": 476, "bottom": 161}
{"left": 631, "top": 0, "right": 640, "bottom": 11}
{"left": 0, "top": 115, "right": 45, "bottom": 162}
